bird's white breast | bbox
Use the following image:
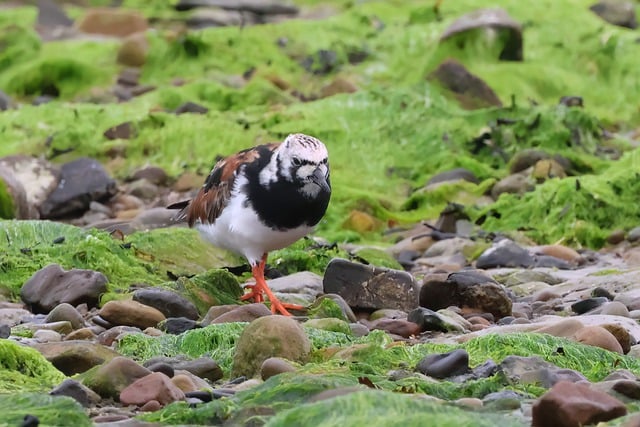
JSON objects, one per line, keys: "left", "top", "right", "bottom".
{"left": 195, "top": 174, "right": 314, "bottom": 266}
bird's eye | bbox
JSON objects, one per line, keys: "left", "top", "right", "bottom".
{"left": 291, "top": 157, "right": 302, "bottom": 166}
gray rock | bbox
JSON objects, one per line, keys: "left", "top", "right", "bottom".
{"left": 133, "top": 288, "right": 199, "bottom": 320}
{"left": 627, "top": 226, "right": 640, "bottom": 242}
{"left": 0, "top": 90, "right": 12, "bottom": 110}
{"left": 0, "top": 308, "right": 32, "bottom": 327}
{"left": 440, "top": 8, "right": 523, "bottom": 61}
{"left": 426, "top": 167, "right": 479, "bottom": 187}
{"left": 491, "top": 173, "right": 535, "bottom": 199}
{"left": 40, "top": 157, "right": 116, "bottom": 219}
{"left": 159, "top": 317, "right": 200, "bottom": 334}
{"left": 476, "top": 239, "right": 534, "bottom": 269}
{"left": 50, "top": 379, "right": 100, "bottom": 408}
{"left": 144, "top": 356, "right": 223, "bottom": 382}
{"left": 268, "top": 271, "right": 324, "bottom": 306}
{"left": 175, "top": 0, "right": 299, "bottom": 15}
{"left": 323, "top": 258, "right": 420, "bottom": 311}
{"left": 21, "top": 264, "right": 108, "bottom": 314}
{"left": 499, "top": 355, "right": 587, "bottom": 388}
{"left": 45, "top": 303, "right": 86, "bottom": 330}
{"left": 590, "top": 0, "right": 637, "bottom": 29}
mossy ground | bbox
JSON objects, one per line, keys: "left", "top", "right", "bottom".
{"left": 0, "top": 393, "right": 90, "bottom": 427}
{"left": 135, "top": 326, "right": 639, "bottom": 425}
{"left": 0, "top": 340, "right": 66, "bottom": 393}
{"left": 1, "top": 1, "right": 640, "bottom": 246}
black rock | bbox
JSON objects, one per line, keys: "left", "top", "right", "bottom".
{"left": 416, "top": 349, "right": 470, "bottom": 379}
{"left": 185, "top": 390, "right": 213, "bottom": 402}
{"left": 427, "top": 167, "right": 479, "bottom": 186}
{"left": 174, "top": 101, "right": 209, "bottom": 115}
{"left": 133, "top": 288, "right": 199, "bottom": 320}
{"left": 472, "top": 359, "right": 499, "bottom": 378}
{"left": 571, "top": 297, "right": 608, "bottom": 315}
{"left": 146, "top": 362, "right": 175, "bottom": 378}
{"left": 21, "top": 415, "right": 39, "bottom": 427}
{"left": 301, "top": 49, "right": 339, "bottom": 75}
{"left": 160, "top": 317, "right": 201, "bottom": 334}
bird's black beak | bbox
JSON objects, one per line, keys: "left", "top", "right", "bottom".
{"left": 311, "top": 167, "right": 331, "bottom": 193}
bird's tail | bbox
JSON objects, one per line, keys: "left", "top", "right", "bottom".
{"left": 166, "top": 200, "right": 191, "bottom": 223}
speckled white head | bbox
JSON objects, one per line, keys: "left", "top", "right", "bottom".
{"left": 259, "top": 134, "right": 330, "bottom": 198}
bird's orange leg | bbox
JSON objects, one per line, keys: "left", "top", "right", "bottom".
{"left": 241, "top": 254, "right": 304, "bottom": 315}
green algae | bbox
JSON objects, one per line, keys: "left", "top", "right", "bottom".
{"left": 472, "top": 148, "right": 640, "bottom": 248}
{"left": 269, "top": 238, "right": 347, "bottom": 275}
{"left": 308, "top": 297, "right": 349, "bottom": 322}
{"left": 0, "top": 178, "right": 14, "bottom": 219}
{"left": 0, "top": 25, "right": 41, "bottom": 74}
{"left": 351, "top": 247, "right": 403, "bottom": 270}
{"left": 167, "top": 269, "right": 243, "bottom": 315}
{"left": 0, "top": 220, "right": 238, "bottom": 301}
{"left": 0, "top": 340, "right": 66, "bottom": 393}
{"left": 0, "top": 393, "right": 90, "bottom": 427}
{"left": 267, "top": 389, "right": 525, "bottom": 427}
{"left": 118, "top": 322, "right": 247, "bottom": 373}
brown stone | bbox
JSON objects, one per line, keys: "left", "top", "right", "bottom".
{"left": 120, "top": 372, "right": 185, "bottom": 406}
{"left": 538, "top": 244, "right": 581, "bottom": 264}
{"left": 370, "top": 318, "right": 420, "bottom": 338}
{"left": 600, "top": 323, "right": 632, "bottom": 354}
{"left": 320, "top": 77, "right": 357, "bottom": 98}
{"left": 574, "top": 325, "right": 623, "bottom": 354}
{"left": 77, "top": 8, "right": 148, "bottom": 38}
{"left": 99, "top": 300, "right": 166, "bottom": 329}
{"left": 532, "top": 381, "right": 627, "bottom": 427}
{"left": 428, "top": 59, "right": 502, "bottom": 109}
{"left": 117, "top": 32, "right": 149, "bottom": 67}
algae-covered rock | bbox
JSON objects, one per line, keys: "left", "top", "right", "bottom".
{"left": 0, "top": 393, "right": 90, "bottom": 427}
{"left": 169, "top": 269, "right": 243, "bottom": 314}
{"left": 0, "top": 339, "right": 66, "bottom": 393}
{"left": 232, "top": 316, "right": 311, "bottom": 378}
{"left": 0, "top": 220, "right": 238, "bottom": 300}
{"left": 304, "top": 318, "right": 352, "bottom": 335}
{"left": 267, "top": 389, "right": 525, "bottom": 427}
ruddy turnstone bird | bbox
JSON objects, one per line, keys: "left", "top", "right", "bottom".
{"left": 168, "top": 133, "right": 331, "bottom": 315}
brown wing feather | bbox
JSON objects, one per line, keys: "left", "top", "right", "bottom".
{"left": 172, "top": 143, "right": 279, "bottom": 227}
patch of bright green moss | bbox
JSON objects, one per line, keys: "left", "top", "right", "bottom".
{"left": 0, "top": 393, "right": 90, "bottom": 427}
{"left": 0, "top": 178, "right": 14, "bottom": 219}
{"left": 267, "top": 389, "right": 525, "bottom": 427}
{"left": 0, "top": 25, "right": 41, "bottom": 74}
{"left": 351, "top": 247, "right": 403, "bottom": 270}
{"left": 167, "top": 269, "right": 243, "bottom": 314}
{"left": 0, "top": 340, "right": 66, "bottom": 393}
{"left": 472, "top": 148, "right": 640, "bottom": 248}
{"left": 308, "top": 297, "right": 349, "bottom": 322}
{"left": 0, "top": 220, "right": 237, "bottom": 300}
{"left": 269, "top": 238, "right": 348, "bottom": 275}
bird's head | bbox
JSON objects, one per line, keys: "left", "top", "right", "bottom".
{"left": 276, "top": 133, "right": 331, "bottom": 197}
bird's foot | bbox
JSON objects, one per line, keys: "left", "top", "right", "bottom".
{"left": 240, "top": 283, "right": 264, "bottom": 303}
{"left": 268, "top": 298, "right": 305, "bottom": 316}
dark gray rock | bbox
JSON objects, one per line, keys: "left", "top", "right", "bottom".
{"left": 45, "top": 303, "right": 86, "bottom": 330}
{"left": 407, "top": 307, "right": 448, "bottom": 332}
{"left": 420, "top": 270, "right": 512, "bottom": 319}
{"left": 323, "top": 258, "right": 420, "bottom": 311}
{"left": 174, "top": 0, "right": 299, "bottom": 15}
{"left": 37, "top": 0, "right": 73, "bottom": 28}
{"left": 571, "top": 297, "right": 609, "bottom": 315}
{"left": 499, "top": 355, "right": 587, "bottom": 388}
{"left": 416, "top": 349, "right": 470, "bottom": 379}
{"left": 174, "top": 102, "right": 209, "bottom": 115}
{"left": 0, "top": 90, "right": 12, "bottom": 111}
{"left": 40, "top": 157, "right": 116, "bottom": 219}
{"left": 426, "top": 167, "right": 479, "bottom": 186}
{"left": 133, "top": 288, "right": 199, "bottom": 320}
{"left": 159, "top": 317, "right": 201, "bottom": 334}
{"left": 0, "top": 324, "right": 10, "bottom": 339}
{"left": 472, "top": 359, "right": 499, "bottom": 378}
{"left": 21, "top": 264, "right": 108, "bottom": 314}
{"left": 590, "top": 0, "right": 637, "bottom": 29}
{"left": 50, "top": 379, "right": 97, "bottom": 407}
{"left": 476, "top": 239, "right": 535, "bottom": 269}
{"left": 146, "top": 362, "right": 175, "bottom": 378}
{"left": 534, "top": 255, "right": 573, "bottom": 269}
{"left": 144, "top": 356, "right": 223, "bottom": 382}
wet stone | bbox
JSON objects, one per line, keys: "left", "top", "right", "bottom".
{"left": 145, "top": 356, "right": 223, "bottom": 382}
{"left": 571, "top": 297, "right": 609, "bottom": 314}
{"left": 416, "top": 349, "right": 470, "bottom": 379}
{"left": 159, "top": 317, "right": 201, "bottom": 335}
{"left": 50, "top": 379, "right": 100, "bottom": 408}
{"left": 407, "top": 307, "right": 448, "bottom": 332}
{"left": 476, "top": 239, "right": 534, "bottom": 269}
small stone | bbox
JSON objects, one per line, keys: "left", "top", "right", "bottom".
{"left": 120, "top": 372, "right": 185, "bottom": 406}
{"left": 628, "top": 226, "right": 640, "bottom": 242}
{"left": 50, "top": 379, "right": 100, "bottom": 407}
{"left": 45, "top": 303, "right": 86, "bottom": 330}
{"left": 428, "top": 59, "right": 502, "bottom": 109}
{"left": 476, "top": 239, "right": 534, "bottom": 269}
{"left": 532, "top": 381, "right": 627, "bottom": 427}
{"left": 99, "top": 300, "right": 166, "bottom": 329}
{"left": 590, "top": 0, "right": 637, "bottom": 29}
{"left": 607, "top": 229, "right": 626, "bottom": 245}
{"left": 491, "top": 173, "right": 535, "bottom": 198}
{"left": 206, "top": 303, "right": 272, "bottom": 324}
{"left": 140, "top": 400, "right": 162, "bottom": 412}
{"left": 320, "top": 77, "right": 357, "bottom": 98}
{"left": 30, "top": 341, "right": 120, "bottom": 375}
{"left": 600, "top": 323, "right": 632, "bottom": 354}
{"left": 144, "top": 356, "right": 223, "bottom": 382}
{"left": 416, "top": 349, "right": 470, "bottom": 379}
{"left": 77, "top": 8, "right": 148, "bottom": 37}
{"left": 104, "top": 122, "right": 134, "bottom": 140}
{"left": 574, "top": 325, "right": 623, "bottom": 354}
{"left": 133, "top": 288, "right": 199, "bottom": 320}
{"left": 323, "top": 258, "right": 420, "bottom": 312}
{"left": 174, "top": 101, "right": 209, "bottom": 115}
{"left": 171, "top": 374, "right": 197, "bottom": 393}
{"left": 407, "top": 307, "right": 448, "bottom": 332}
{"left": 159, "top": 317, "right": 200, "bottom": 335}
{"left": 538, "top": 245, "right": 582, "bottom": 264}
{"left": 232, "top": 316, "right": 310, "bottom": 378}
{"left": 81, "top": 356, "right": 152, "bottom": 399}
{"left": 260, "top": 357, "right": 296, "bottom": 380}
{"left": 342, "top": 210, "right": 384, "bottom": 233}
{"left": 146, "top": 362, "right": 175, "bottom": 378}
{"left": 369, "top": 318, "right": 420, "bottom": 338}
{"left": 21, "top": 264, "right": 108, "bottom": 314}
{"left": 117, "top": 32, "right": 149, "bottom": 67}
{"left": 33, "top": 329, "right": 62, "bottom": 342}
{"left": 571, "top": 297, "right": 608, "bottom": 314}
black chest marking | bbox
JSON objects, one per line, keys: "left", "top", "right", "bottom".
{"left": 242, "top": 152, "right": 331, "bottom": 230}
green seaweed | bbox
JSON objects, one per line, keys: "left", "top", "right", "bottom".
{"left": 0, "top": 340, "right": 66, "bottom": 393}
{"left": 0, "top": 393, "right": 90, "bottom": 427}
{"left": 267, "top": 389, "right": 526, "bottom": 427}
{"left": 308, "top": 297, "right": 349, "bottom": 322}
{"left": 0, "top": 178, "right": 14, "bottom": 219}
{"left": 0, "top": 220, "right": 240, "bottom": 300}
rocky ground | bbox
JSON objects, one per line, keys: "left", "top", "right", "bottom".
{"left": 3, "top": 0, "right": 640, "bottom": 426}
